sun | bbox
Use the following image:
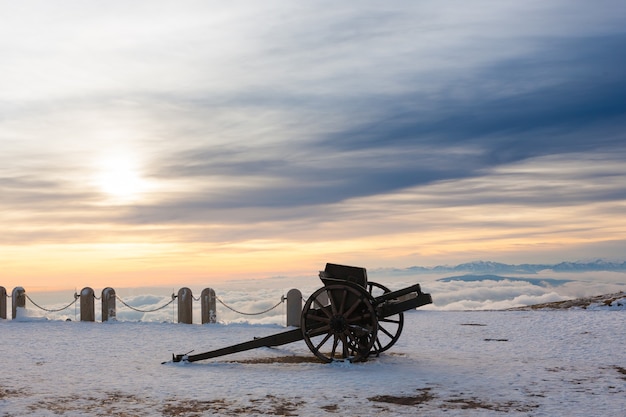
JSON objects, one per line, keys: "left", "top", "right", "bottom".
{"left": 96, "top": 155, "right": 146, "bottom": 201}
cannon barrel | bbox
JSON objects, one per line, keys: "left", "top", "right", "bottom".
{"left": 373, "top": 283, "right": 433, "bottom": 317}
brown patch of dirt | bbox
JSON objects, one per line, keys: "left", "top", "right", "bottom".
{"left": 264, "top": 395, "right": 305, "bottom": 416}
{"left": 368, "top": 388, "right": 434, "bottom": 406}
{"left": 460, "top": 323, "right": 487, "bottom": 326}
{"left": 508, "top": 291, "right": 624, "bottom": 310}
{"left": 444, "top": 397, "right": 538, "bottom": 412}
{"left": 369, "top": 389, "right": 539, "bottom": 413}
{"left": 162, "top": 398, "right": 235, "bottom": 416}
{"left": 21, "top": 390, "right": 308, "bottom": 417}
{"left": 162, "top": 395, "right": 306, "bottom": 416}
{"left": 27, "top": 392, "right": 148, "bottom": 416}
{"left": 227, "top": 355, "right": 323, "bottom": 364}
{"left": 614, "top": 366, "right": 626, "bottom": 380}
{"left": 320, "top": 404, "right": 339, "bottom": 412}
{"left": 0, "top": 386, "right": 28, "bottom": 400}
{"left": 386, "top": 351, "right": 407, "bottom": 357}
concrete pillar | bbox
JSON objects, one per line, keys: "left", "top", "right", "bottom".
{"left": 11, "top": 287, "right": 25, "bottom": 319}
{"left": 80, "top": 287, "right": 95, "bottom": 322}
{"left": 200, "top": 288, "right": 217, "bottom": 324}
{"left": 286, "top": 289, "right": 302, "bottom": 327}
{"left": 101, "top": 287, "right": 116, "bottom": 322}
{"left": 177, "top": 287, "right": 193, "bottom": 324}
{"left": 0, "top": 286, "right": 6, "bottom": 319}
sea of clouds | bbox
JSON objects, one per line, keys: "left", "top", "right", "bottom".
{"left": 14, "top": 267, "right": 625, "bottom": 324}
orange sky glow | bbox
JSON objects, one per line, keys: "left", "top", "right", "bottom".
{"left": 2, "top": 2, "right": 625, "bottom": 293}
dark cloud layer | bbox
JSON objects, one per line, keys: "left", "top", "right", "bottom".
{"left": 2, "top": 1, "right": 625, "bottom": 268}
{"left": 141, "top": 33, "right": 626, "bottom": 220}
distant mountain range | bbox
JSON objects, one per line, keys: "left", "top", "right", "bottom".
{"left": 437, "top": 274, "right": 572, "bottom": 287}
{"left": 374, "top": 259, "right": 626, "bottom": 275}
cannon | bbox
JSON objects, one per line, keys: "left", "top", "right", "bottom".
{"left": 166, "top": 263, "right": 432, "bottom": 364}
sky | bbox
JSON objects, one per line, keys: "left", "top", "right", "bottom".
{"left": 1, "top": 1, "right": 626, "bottom": 291}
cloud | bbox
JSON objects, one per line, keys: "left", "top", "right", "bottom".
{"left": 1, "top": 1, "right": 626, "bottom": 274}
{"left": 125, "top": 31, "right": 626, "bottom": 224}
{"left": 20, "top": 268, "right": 626, "bottom": 321}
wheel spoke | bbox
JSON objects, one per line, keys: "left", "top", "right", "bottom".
{"left": 340, "top": 333, "right": 349, "bottom": 358}
{"left": 313, "top": 298, "right": 333, "bottom": 319}
{"left": 305, "top": 312, "right": 330, "bottom": 324}
{"left": 315, "top": 332, "right": 333, "bottom": 351}
{"left": 337, "top": 289, "right": 347, "bottom": 315}
{"left": 378, "top": 324, "right": 395, "bottom": 339}
{"left": 327, "top": 288, "right": 339, "bottom": 316}
{"left": 330, "top": 335, "right": 340, "bottom": 359}
{"left": 347, "top": 329, "right": 361, "bottom": 345}
{"left": 343, "top": 297, "right": 363, "bottom": 318}
{"left": 379, "top": 317, "right": 401, "bottom": 325}
{"left": 346, "top": 312, "right": 372, "bottom": 324}
{"left": 305, "top": 324, "right": 331, "bottom": 335}
{"left": 375, "top": 338, "right": 383, "bottom": 351}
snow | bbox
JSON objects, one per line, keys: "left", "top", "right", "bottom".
{"left": 2, "top": 272, "right": 625, "bottom": 415}
{"left": 1, "top": 309, "right": 625, "bottom": 416}
{"left": 588, "top": 296, "right": 626, "bottom": 310}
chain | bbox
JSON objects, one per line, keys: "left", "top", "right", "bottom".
{"left": 17, "top": 290, "right": 288, "bottom": 318}
{"left": 216, "top": 296, "right": 284, "bottom": 316}
{"left": 115, "top": 294, "right": 176, "bottom": 313}
{"left": 25, "top": 293, "right": 79, "bottom": 313}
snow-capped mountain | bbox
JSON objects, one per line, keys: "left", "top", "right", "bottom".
{"left": 376, "top": 259, "right": 626, "bottom": 275}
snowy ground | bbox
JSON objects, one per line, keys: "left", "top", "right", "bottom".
{"left": 1, "top": 308, "right": 625, "bottom": 416}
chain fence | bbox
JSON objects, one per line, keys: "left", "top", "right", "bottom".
{"left": 115, "top": 294, "right": 177, "bottom": 313}
{"left": 25, "top": 293, "right": 79, "bottom": 313}
{"left": 216, "top": 296, "right": 285, "bottom": 316}
{"left": 13, "top": 289, "right": 288, "bottom": 322}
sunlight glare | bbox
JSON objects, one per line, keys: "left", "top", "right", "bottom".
{"left": 96, "top": 155, "right": 146, "bottom": 201}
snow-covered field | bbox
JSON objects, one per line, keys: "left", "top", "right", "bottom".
{"left": 2, "top": 269, "right": 625, "bottom": 416}
{"left": 1, "top": 307, "right": 625, "bottom": 416}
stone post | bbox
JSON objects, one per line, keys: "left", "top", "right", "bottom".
{"left": 0, "top": 286, "right": 6, "bottom": 319}
{"left": 11, "top": 287, "right": 25, "bottom": 319}
{"left": 101, "top": 287, "right": 116, "bottom": 322}
{"left": 177, "top": 287, "right": 193, "bottom": 324}
{"left": 286, "top": 289, "right": 302, "bottom": 327}
{"left": 80, "top": 287, "right": 95, "bottom": 322}
{"left": 200, "top": 288, "right": 217, "bottom": 324}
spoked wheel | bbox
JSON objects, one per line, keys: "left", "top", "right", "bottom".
{"left": 367, "top": 281, "right": 404, "bottom": 355}
{"left": 301, "top": 284, "right": 378, "bottom": 363}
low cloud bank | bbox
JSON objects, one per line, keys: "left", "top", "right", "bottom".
{"left": 14, "top": 270, "right": 626, "bottom": 322}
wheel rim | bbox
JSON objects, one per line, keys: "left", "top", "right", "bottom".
{"left": 367, "top": 281, "right": 404, "bottom": 354}
{"left": 301, "top": 284, "right": 378, "bottom": 363}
